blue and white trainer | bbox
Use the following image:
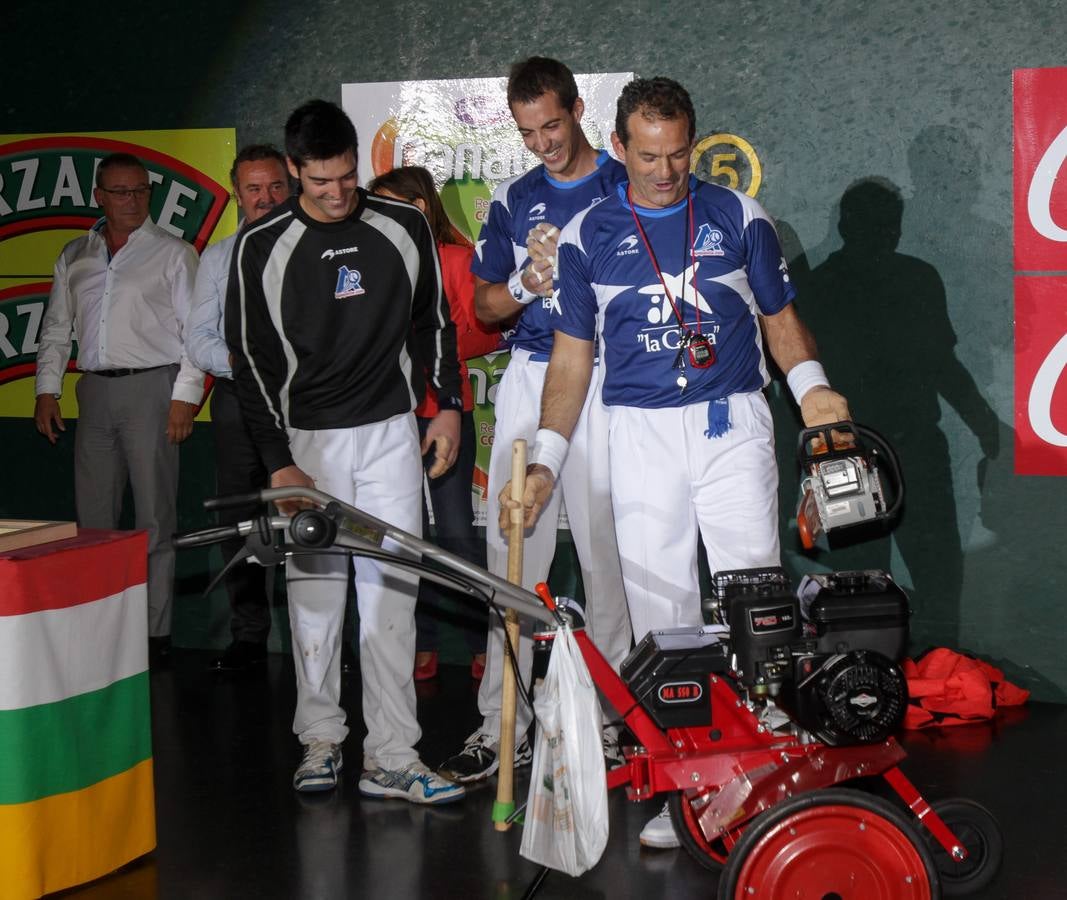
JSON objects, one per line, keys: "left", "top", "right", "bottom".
{"left": 358, "top": 760, "right": 466, "bottom": 805}
{"left": 293, "top": 740, "right": 343, "bottom": 792}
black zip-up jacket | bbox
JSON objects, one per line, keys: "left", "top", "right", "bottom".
{"left": 225, "top": 191, "right": 461, "bottom": 473}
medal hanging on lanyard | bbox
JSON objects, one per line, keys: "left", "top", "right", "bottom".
{"left": 628, "top": 186, "right": 715, "bottom": 395}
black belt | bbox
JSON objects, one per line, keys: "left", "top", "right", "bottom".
{"left": 89, "top": 365, "right": 169, "bottom": 378}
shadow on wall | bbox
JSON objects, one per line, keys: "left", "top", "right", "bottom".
{"left": 903, "top": 128, "right": 1067, "bottom": 702}
{"left": 777, "top": 175, "right": 1002, "bottom": 651}
{"left": 902, "top": 126, "right": 1008, "bottom": 392}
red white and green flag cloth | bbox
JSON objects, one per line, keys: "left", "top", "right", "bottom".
{"left": 0, "top": 530, "right": 155, "bottom": 899}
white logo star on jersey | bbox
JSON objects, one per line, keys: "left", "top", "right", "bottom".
{"left": 475, "top": 238, "right": 486, "bottom": 262}
{"left": 637, "top": 262, "right": 714, "bottom": 320}
{"left": 546, "top": 286, "right": 562, "bottom": 316}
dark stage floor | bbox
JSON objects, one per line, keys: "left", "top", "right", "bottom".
{"left": 58, "top": 650, "right": 1067, "bottom": 900}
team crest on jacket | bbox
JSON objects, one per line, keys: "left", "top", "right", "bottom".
{"left": 693, "top": 223, "right": 725, "bottom": 257}
{"left": 334, "top": 265, "right": 365, "bottom": 299}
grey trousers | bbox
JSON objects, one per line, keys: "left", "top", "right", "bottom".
{"left": 74, "top": 366, "right": 179, "bottom": 637}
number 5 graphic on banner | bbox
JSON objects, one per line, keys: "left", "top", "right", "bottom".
{"left": 1027, "top": 124, "right": 1067, "bottom": 242}
{"left": 690, "top": 133, "right": 762, "bottom": 197}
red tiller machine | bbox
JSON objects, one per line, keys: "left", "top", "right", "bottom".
{"left": 176, "top": 488, "right": 1002, "bottom": 900}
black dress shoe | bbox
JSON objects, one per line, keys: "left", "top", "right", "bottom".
{"left": 209, "top": 640, "right": 268, "bottom": 671}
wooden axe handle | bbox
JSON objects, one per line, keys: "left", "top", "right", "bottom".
{"left": 493, "top": 439, "right": 526, "bottom": 831}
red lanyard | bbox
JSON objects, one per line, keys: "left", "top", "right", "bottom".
{"left": 627, "top": 185, "right": 700, "bottom": 333}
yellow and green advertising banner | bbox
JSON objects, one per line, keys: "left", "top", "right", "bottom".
{"left": 0, "top": 128, "right": 237, "bottom": 419}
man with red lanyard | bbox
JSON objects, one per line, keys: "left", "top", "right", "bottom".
{"left": 502, "top": 77, "right": 851, "bottom": 849}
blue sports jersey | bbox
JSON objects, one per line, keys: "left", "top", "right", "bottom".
{"left": 555, "top": 176, "right": 795, "bottom": 409}
{"left": 471, "top": 150, "right": 625, "bottom": 355}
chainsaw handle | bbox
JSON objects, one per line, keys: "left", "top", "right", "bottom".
{"left": 861, "top": 424, "right": 905, "bottom": 520}
{"left": 797, "top": 420, "right": 861, "bottom": 462}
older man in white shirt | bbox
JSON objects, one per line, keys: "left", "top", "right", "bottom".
{"left": 34, "top": 152, "right": 202, "bottom": 661}
{"left": 185, "top": 145, "right": 291, "bottom": 671}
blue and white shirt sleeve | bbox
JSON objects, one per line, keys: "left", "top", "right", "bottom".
{"left": 739, "top": 197, "right": 795, "bottom": 315}
{"left": 553, "top": 215, "right": 599, "bottom": 342}
{"left": 471, "top": 179, "right": 520, "bottom": 284}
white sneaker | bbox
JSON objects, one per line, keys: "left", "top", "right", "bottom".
{"left": 639, "top": 801, "right": 680, "bottom": 849}
{"left": 358, "top": 760, "right": 466, "bottom": 805}
{"left": 293, "top": 740, "right": 343, "bottom": 792}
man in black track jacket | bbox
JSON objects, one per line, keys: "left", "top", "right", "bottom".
{"left": 226, "top": 99, "right": 466, "bottom": 804}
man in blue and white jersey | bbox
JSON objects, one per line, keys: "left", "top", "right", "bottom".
{"left": 438, "top": 57, "right": 633, "bottom": 784}
{"left": 503, "top": 77, "right": 851, "bottom": 848}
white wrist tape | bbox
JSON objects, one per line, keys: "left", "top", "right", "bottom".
{"left": 529, "top": 428, "right": 570, "bottom": 479}
{"left": 787, "top": 360, "right": 830, "bottom": 406}
{"left": 507, "top": 269, "right": 538, "bottom": 305}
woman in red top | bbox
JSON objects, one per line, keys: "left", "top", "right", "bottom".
{"left": 369, "top": 166, "right": 502, "bottom": 681}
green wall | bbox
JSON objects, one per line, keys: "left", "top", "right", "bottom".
{"left": 4, "top": 0, "right": 1065, "bottom": 699}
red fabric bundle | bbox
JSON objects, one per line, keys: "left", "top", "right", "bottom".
{"left": 902, "top": 648, "right": 1030, "bottom": 729}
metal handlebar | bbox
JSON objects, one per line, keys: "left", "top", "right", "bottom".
{"left": 175, "top": 487, "right": 559, "bottom": 628}
{"left": 172, "top": 523, "right": 243, "bottom": 549}
{"left": 202, "top": 491, "right": 263, "bottom": 511}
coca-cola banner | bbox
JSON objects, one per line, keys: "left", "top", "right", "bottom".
{"left": 1013, "top": 68, "right": 1067, "bottom": 474}
{"left": 1014, "top": 276, "right": 1067, "bottom": 474}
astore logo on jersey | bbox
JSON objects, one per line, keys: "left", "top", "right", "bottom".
{"left": 528, "top": 202, "right": 546, "bottom": 221}
{"left": 693, "top": 223, "right": 725, "bottom": 257}
{"left": 334, "top": 265, "right": 366, "bottom": 299}
{"left": 617, "top": 234, "right": 640, "bottom": 256}
{"left": 321, "top": 245, "right": 359, "bottom": 261}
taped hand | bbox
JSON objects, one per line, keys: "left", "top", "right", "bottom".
{"left": 524, "top": 223, "right": 559, "bottom": 297}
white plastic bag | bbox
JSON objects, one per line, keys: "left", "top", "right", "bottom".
{"left": 519, "top": 623, "right": 608, "bottom": 877}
